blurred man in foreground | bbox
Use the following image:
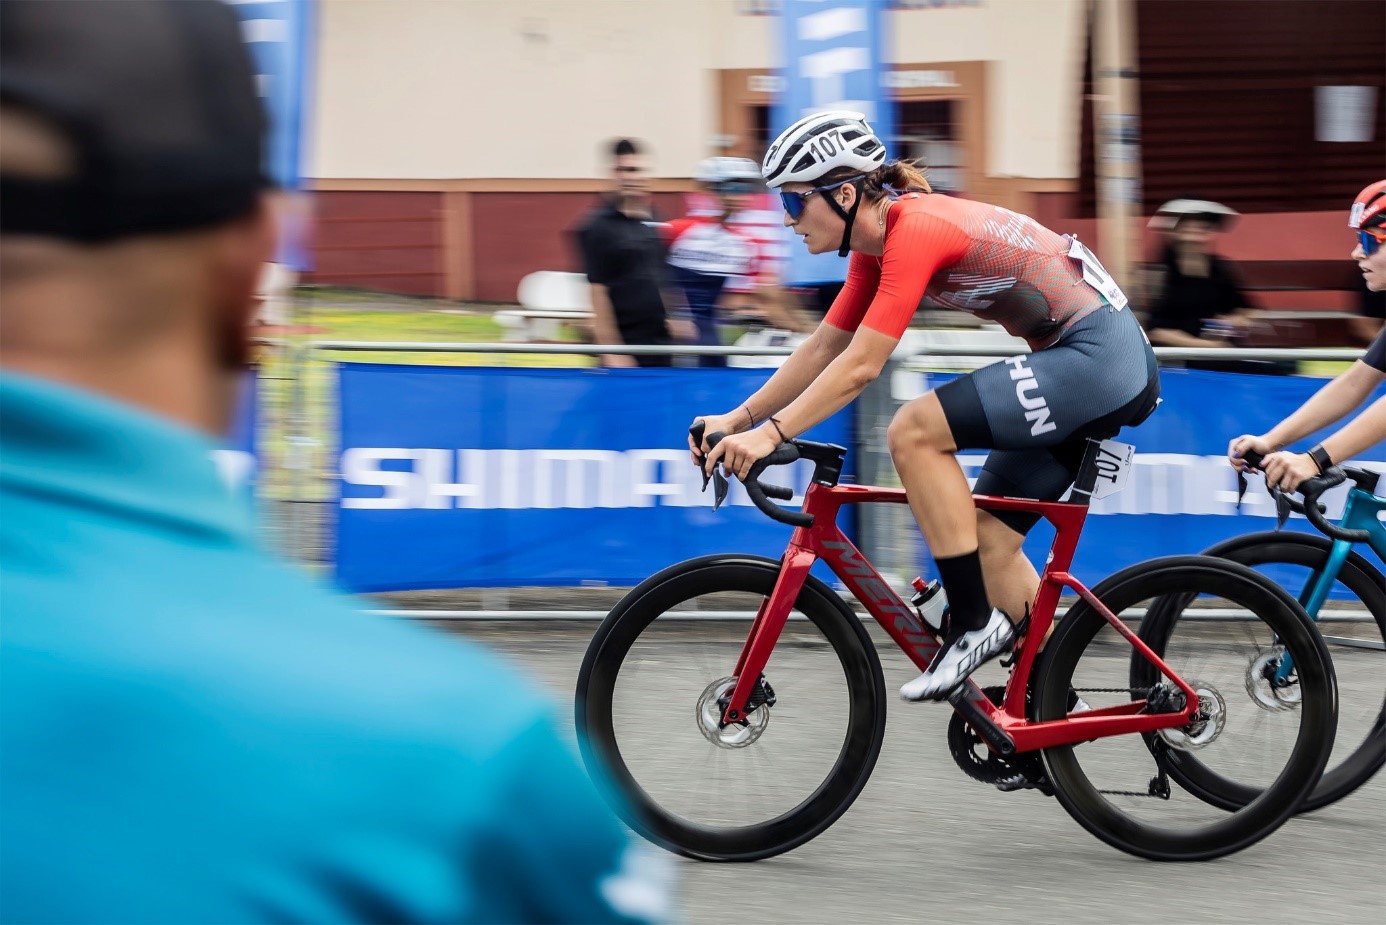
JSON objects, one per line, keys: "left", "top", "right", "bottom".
{"left": 0, "top": 3, "right": 668, "bottom": 922}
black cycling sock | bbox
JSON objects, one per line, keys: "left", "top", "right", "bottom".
{"left": 935, "top": 550, "right": 991, "bottom": 635}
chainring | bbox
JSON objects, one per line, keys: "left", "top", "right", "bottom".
{"left": 946, "top": 685, "right": 1050, "bottom": 792}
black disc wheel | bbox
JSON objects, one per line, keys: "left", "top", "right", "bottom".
{"left": 1204, "top": 531, "right": 1384, "bottom": 811}
{"left": 1035, "top": 556, "right": 1336, "bottom": 861}
{"left": 575, "top": 555, "right": 887, "bottom": 861}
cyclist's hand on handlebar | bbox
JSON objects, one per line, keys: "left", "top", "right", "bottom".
{"left": 1262, "top": 450, "right": 1320, "bottom": 494}
{"left": 1228, "top": 434, "right": 1275, "bottom": 472}
{"left": 702, "top": 426, "right": 781, "bottom": 481}
{"left": 688, "top": 412, "right": 744, "bottom": 467}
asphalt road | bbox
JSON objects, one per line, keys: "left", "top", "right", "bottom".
{"left": 443, "top": 620, "right": 1385, "bottom": 925}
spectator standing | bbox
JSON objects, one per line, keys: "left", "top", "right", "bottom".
{"left": 1146, "top": 199, "right": 1256, "bottom": 348}
{"left": 665, "top": 157, "right": 772, "bottom": 367}
{"left": 0, "top": 3, "right": 670, "bottom": 923}
{"left": 576, "top": 139, "right": 682, "bottom": 368}
{"left": 1145, "top": 198, "right": 1291, "bottom": 374}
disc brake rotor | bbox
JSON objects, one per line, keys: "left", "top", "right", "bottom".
{"left": 1158, "top": 680, "right": 1226, "bottom": 751}
{"left": 696, "top": 677, "right": 769, "bottom": 749}
{"left": 1245, "top": 647, "right": 1302, "bottom": 712}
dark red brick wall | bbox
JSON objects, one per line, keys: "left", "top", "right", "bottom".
{"left": 304, "top": 191, "right": 443, "bottom": 296}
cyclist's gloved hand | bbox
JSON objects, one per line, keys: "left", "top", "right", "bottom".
{"left": 1262, "top": 450, "right": 1320, "bottom": 494}
{"left": 702, "top": 426, "right": 781, "bottom": 482}
{"left": 1228, "top": 434, "right": 1275, "bottom": 472}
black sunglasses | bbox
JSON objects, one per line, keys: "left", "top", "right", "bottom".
{"left": 779, "top": 176, "right": 859, "bottom": 220}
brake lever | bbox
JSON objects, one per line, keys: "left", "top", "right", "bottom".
{"left": 1272, "top": 486, "right": 1292, "bottom": 531}
{"left": 689, "top": 420, "right": 710, "bottom": 491}
{"left": 711, "top": 468, "right": 729, "bottom": 511}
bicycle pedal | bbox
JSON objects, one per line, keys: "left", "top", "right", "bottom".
{"left": 994, "top": 769, "right": 1054, "bottom": 796}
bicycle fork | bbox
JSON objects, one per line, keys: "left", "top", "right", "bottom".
{"left": 720, "top": 545, "right": 816, "bottom": 725}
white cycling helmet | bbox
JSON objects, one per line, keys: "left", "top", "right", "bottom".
{"left": 761, "top": 110, "right": 886, "bottom": 189}
{"left": 694, "top": 156, "right": 763, "bottom": 187}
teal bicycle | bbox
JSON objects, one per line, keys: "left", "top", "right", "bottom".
{"left": 1207, "top": 456, "right": 1385, "bottom": 811}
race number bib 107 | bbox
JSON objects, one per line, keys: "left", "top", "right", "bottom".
{"left": 1089, "top": 439, "right": 1135, "bottom": 500}
{"left": 1067, "top": 237, "right": 1129, "bottom": 311}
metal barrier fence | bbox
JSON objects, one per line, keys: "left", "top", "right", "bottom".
{"left": 260, "top": 337, "right": 1371, "bottom": 619}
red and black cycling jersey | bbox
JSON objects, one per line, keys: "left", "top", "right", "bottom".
{"left": 826, "top": 194, "right": 1109, "bottom": 350}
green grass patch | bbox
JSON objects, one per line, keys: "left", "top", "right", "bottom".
{"left": 1297, "top": 360, "right": 1353, "bottom": 378}
{"left": 254, "top": 298, "right": 597, "bottom": 501}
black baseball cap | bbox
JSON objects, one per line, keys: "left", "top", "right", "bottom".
{"left": 0, "top": 0, "right": 269, "bottom": 242}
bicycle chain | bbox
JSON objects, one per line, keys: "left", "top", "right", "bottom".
{"left": 949, "top": 685, "right": 1177, "bottom": 798}
{"left": 1067, "top": 686, "right": 1176, "bottom": 800}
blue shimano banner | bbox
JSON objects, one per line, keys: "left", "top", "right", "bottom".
{"left": 773, "top": 0, "right": 895, "bottom": 285}
{"left": 335, "top": 365, "right": 857, "bottom": 592}
{"left": 911, "top": 367, "right": 1385, "bottom": 594}
{"left": 232, "top": 0, "right": 315, "bottom": 269}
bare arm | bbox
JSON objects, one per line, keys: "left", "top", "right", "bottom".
{"left": 1253, "top": 376, "right": 1386, "bottom": 491}
{"left": 762, "top": 326, "right": 897, "bottom": 438}
{"left": 1262, "top": 361, "right": 1384, "bottom": 451}
{"left": 700, "top": 325, "right": 896, "bottom": 479}
{"left": 1320, "top": 394, "right": 1386, "bottom": 464}
{"left": 735, "top": 322, "right": 854, "bottom": 424}
{"left": 588, "top": 283, "right": 635, "bottom": 369}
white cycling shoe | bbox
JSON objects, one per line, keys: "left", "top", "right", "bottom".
{"left": 901, "top": 607, "right": 1016, "bottom": 702}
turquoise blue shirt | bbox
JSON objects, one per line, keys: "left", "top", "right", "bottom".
{"left": 0, "top": 372, "right": 668, "bottom": 924}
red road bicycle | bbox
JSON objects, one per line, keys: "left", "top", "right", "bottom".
{"left": 575, "top": 433, "right": 1337, "bottom": 861}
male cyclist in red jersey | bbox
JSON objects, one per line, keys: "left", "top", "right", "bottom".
{"left": 1229, "top": 180, "right": 1386, "bottom": 490}
{"left": 692, "top": 112, "right": 1159, "bottom": 701}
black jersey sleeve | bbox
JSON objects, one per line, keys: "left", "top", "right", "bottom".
{"left": 1363, "top": 328, "right": 1386, "bottom": 372}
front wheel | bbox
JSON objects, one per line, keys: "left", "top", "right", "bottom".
{"left": 1034, "top": 556, "right": 1336, "bottom": 861}
{"left": 575, "top": 555, "right": 887, "bottom": 861}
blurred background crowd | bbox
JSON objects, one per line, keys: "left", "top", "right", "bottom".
{"left": 260, "top": 0, "right": 1384, "bottom": 363}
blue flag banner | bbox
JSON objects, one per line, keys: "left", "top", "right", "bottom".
{"left": 335, "top": 365, "right": 857, "bottom": 592}
{"left": 231, "top": 0, "right": 315, "bottom": 269}
{"left": 910, "top": 367, "right": 1386, "bottom": 596}
{"left": 773, "top": 0, "right": 895, "bottom": 285}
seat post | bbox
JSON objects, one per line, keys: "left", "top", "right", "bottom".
{"left": 1067, "top": 438, "right": 1107, "bottom": 508}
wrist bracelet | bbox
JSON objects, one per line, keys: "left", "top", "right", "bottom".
{"left": 768, "top": 417, "right": 789, "bottom": 443}
{"left": 743, "top": 405, "right": 756, "bottom": 428}
{"left": 1307, "top": 444, "right": 1333, "bottom": 474}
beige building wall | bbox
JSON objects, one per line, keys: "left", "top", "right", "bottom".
{"left": 887, "top": 1, "right": 1086, "bottom": 179}
{"left": 311, "top": 0, "right": 1086, "bottom": 182}
{"left": 313, "top": 0, "right": 723, "bottom": 180}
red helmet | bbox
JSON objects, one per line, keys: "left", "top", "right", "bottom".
{"left": 1349, "top": 180, "right": 1386, "bottom": 231}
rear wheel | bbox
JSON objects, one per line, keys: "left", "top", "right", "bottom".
{"left": 1204, "top": 532, "right": 1384, "bottom": 811}
{"left": 575, "top": 555, "right": 887, "bottom": 861}
{"left": 1035, "top": 556, "right": 1336, "bottom": 861}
